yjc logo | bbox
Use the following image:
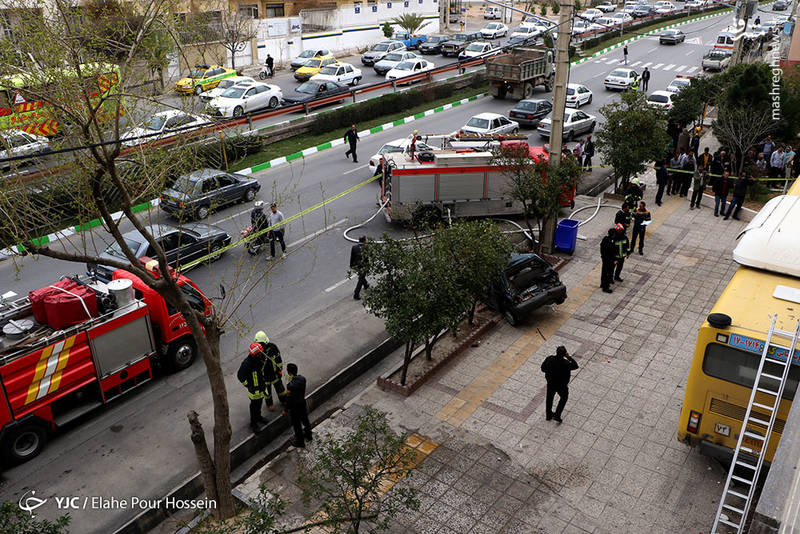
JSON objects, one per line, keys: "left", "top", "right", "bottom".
{"left": 18, "top": 490, "right": 47, "bottom": 517}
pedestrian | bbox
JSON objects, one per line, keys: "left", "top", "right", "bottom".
{"left": 630, "top": 77, "right": 640, "bottom": 91}
{"left": 669, "top": 152, "right": 681, "bottom": 195}
{"left": 755, "top": 153, "right": 767, "bottom": 177}
{"left": 724, "top": 172, "right": 754, "bottom": 220}
{"left": 250, "top": 200, "right": 269, "bottom": 249}
{"left": 282, "top": 363, "right": 313, "bottom": 448}
{"left": 254, "top": 331, "right": 286, "bottom": 410}
{"left": 720, "top": 150, "right": 732, "bottom": 174}
{"left": 600, "top": 228, "right": 616, "bottom": 294}
{"left": 350, "top": 235, "right": 369, "bottom": 300}
{"left": 699, "top": 146, "right": 712, "bottom": 173}
{"left": 784, "top": 145, "right": 795, "bottom": 183}
{"left": 265, "top": 54, "right": 274, "bottom": 77}
{"left": 655, "top": 159, "right": 669, "bottom": 206}
{"left": 583, "top": 134, "right": 595, "bottom": 171}
{"left": 677, "top": 128, "right": 690, "bottom": 155}
{"left": 762, "top": 135, "right": 775, "bottom": 159}
{"left": 238, "top": 343, "right": 269, "bottom": 433}
{"left": 690, "top": 170, "right": 708, "bottom": 209}
{"left": 770, "top": 146, "right": 785, "bottom": 178}
{"left": 680, "top": 151, "right": 696, "bottom": 197}
{"left": 576, "top": 139, "right": 585, "bottom": 160}
{"left": 710, "top": 151, "right": 723, "bottom": 179}
{"left": 540, "top": 346, "right": 579, "bottom": 423}
{"left": 641, "top": 67, "right": 650, "bottom": 91}
{"left": 690, "top": 128, "right": 701, "bottom": 157}
{"left": 613, "top": 223, "right": 629, "bottom": 282}
{"left": 344, "top": 124, "right": 359, "bottom": 163}
{"left": 755, "top": 15, "right": 761, "bottom": 25}
{"left": 713, "top": 171, "right": 731, "bottom": 217}
{"left": 629, "top": 201, "right": 651, "bottom": 255}
{"left": 623, "top": 44, "right": 628, "bottom": 64}
{"left": 614, "top": 202, "right": 632, "bottom": 232}
{"left": 667, "top": 121, "right": 681, "bottom": 152}
{"left": 409, "top": 130, "right": 418, "bottom": 160}
{"left": 267, "top": 202, "right": 287, "bottom": 260}
{"left": 624, "top": 178, "right": 643, "bottom": 209}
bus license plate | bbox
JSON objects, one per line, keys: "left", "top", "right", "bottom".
{"left": 715, "top": 423, "right": 730, "bottom": 436}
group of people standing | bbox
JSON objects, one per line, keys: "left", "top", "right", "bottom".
{"left": 599, "top": 178, "right": 649, "bottom": 294}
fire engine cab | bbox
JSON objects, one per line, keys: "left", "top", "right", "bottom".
{"left": 0, "top": 259, "right": 209, "bottom": 464}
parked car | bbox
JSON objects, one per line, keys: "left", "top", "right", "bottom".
{"left": 647, "top": 90, "right": 674, "bottom": 109}
{"left": 385, "top": 58, "right": 436, "bottom": 83}
{"left": 481, "top": 22, "right": 509, "bottom": 39}
{"left": 702, "top": 49, "right": 732, "bottom": 70}
{"left": 361, "top": 41, "right": 405, "bottom": 65}
{"left": 440, "top": 32, "right": 483, "bottom": 57}
{"left": 121, "top": 110, "right": 209, "bottom": 147}
{"left": 507, "top": 34, "right": 538, "bottom": 47}
{"left": 419, "top": 35, "right": 450, "bottom": 54}
{"left": 199, "top": 75, "right": 255, "bottom": 102}
{"left": 310, "top": 62, "right": 363, "bottom": 86}
{"left": 282, "top": 80, "right": 350, "bottom": 104}
{"left": 537, "top": 108, "right": 596, "bottom": 139}
{"left": 565, "top": 83, "right": 593, "bottom": 108}
{"left": 654, "top": 1, "right": 677, "bottom": 13}
{"left": 604, "top": 67, "right": 639, "bottom": 90}
{"left": 597, "top": 1, "right": 617, "bottom": 11}
{"left": 572, "top": 19, "right": 591, "bottom": 34}
{"left": 508, "top": 98, "right": 552, "bottom": 127}
{"left": 510, "top": 25, "right": 540, "bottom": 39}
{"left": 459, "top": 41, "right": 499, "bottom": 59}
{"left": 368, "top": 137, "right": 436, "bottom": 174}
{"left": 632, "top": 5, "right": 654, "bottom": 17}
{"left": 773, "top": 0, "right": 789, "bottom": 10}
{"left": 373, "top": 51, "right": 419, "bottom": 75}
{"left": 581, "top": 8, "right": 604, "bottom": 20}
{"left": 89, "top": 223, "right": 232, "bottom": 281}
{"left": 610, "top": 12, "right": 634, "bottom": 24}
{"left": 160, "top": 168, "right": 261, "bottom": 220}
{"left": 206, "top": 81, "right": 283, "bottom": 118}
{"left": 175, "top": 65, "right": 236, "bottom": 95}
{"left": 666, "top": 76, "right": 692, "bottom": 93}
{"left": 590, "top": 17, "right": 618, "bottom": 31}
{"left": 461, "top": 112, "right": 520, "bottom": 135}
{"left": 294, "top": 55, "right": 338, "bottom": 81}
{"left": 660, "top": 28, "right": 686, "bottom": 44}
{"left": 0, "top": 129, "right": 49, "bottom": 169}
{"left": 487, "top": 253, "right": 567, "bottom": 326}
{"left": 685, "top": 0, "right": 704, "bottom": 7}
{"left": 290, "top": 48, "right": 331, "bottom": 70}
{"left": 390, "top": 31, "right": 427, "bottom": 49}
{"left": 484, "top": 5, "right": 502, "bottom": 19}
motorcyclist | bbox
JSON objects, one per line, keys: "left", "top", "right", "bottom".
{"left": 250, "top": 200, "right": 268, "bottom": 247}
{"left": 265, "top": 54, "right": 274, "bottom": 77}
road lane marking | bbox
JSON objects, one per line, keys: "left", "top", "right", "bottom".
{"left": 675, "top": 65, "right": 686, "bottom": 72}
{"left": 686, "top": 66, "right": 698, "bottom": 73}
{"left": 325, "top": 276, "right": 353, "bottom": 293}
{"left": 654, "top": 63, "right": 664, "bottom": 69}
{"left": 642, "top": 62, "right": 653, "bottom": 68}
{"left": 342, "top": 164, "right": 368, "bottom": 175}
{"left": 630, "top": 61, "right": 641, "bottom": 66}
{"left": 685, "top": 50, "right": 695, "bottom": 55}
{"left": 663, "top": 64, "right": 675, "bottom": 70}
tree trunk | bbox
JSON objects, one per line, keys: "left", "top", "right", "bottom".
{"left": 187, "top": 411, "right": 218, "bottom": 505}
{"left": 400, "top": 342, "right": 412, "bottom": 386}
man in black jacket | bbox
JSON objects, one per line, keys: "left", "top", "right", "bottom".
{"left": 541, "top": 346, "right": 579, "bottom": 423}
{"left": 237, "top": 343, "right": 268, "bottom": 432}
{"left": 344, "top": 124, "right": 359, "bottom": 163}
{"left": 349, "top": 235, "right": 369, "bottom": 300}
{"left": 655, "top": 159, "right": 669, "bottom": 206}
{"left": 723, "top": 173, "right": 754, "bottom": 221}
{"left": 614, "top": 203, "right": 632, "bottom": 232}
{"left": 629, "top": 201, "right": 651, "bottom": 255}
{"left": 283, "top": 363, "right": 313, "bottom": 448}
{"left": 641, "top": 67, "right": 650, "bottom": 91}
{"left": 583, "top": 134, "right": 595, "bottom": 171}
{"left": 600, "top": 228, "right": 616, "bottom": 294}
{"left": 613, "top": 223, "right": 629, "bottom": 282}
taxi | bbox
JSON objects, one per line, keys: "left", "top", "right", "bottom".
{"left": 175, "top": 65, "right": 237, "bottom": 95}
{"left": 293, "top": 55, "right": 337, "bottom": 82}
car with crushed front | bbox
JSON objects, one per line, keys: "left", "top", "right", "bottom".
{"left": 487, "top": 253, "right": 567, "bottom": 326}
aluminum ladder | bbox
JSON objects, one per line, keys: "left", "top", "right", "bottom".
{"left": 711, "top": 315, "right": 800, "bottom": 533}
{"left": 0, "top": 293, "right": 32, "bottom": 324}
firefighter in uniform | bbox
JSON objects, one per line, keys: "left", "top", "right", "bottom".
{"left": 238, "top": 343, "right": 269, "bottom": 432}
{"left": 253, "top": 331, "right": 285, "bottom": 410}
{"left": 612, "top": 223, "right": 630, "bottom": 283}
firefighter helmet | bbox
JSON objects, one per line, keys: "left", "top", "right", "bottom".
{"left": 249, "top": 342, "right": 262, "bottom": 355}
{"left": 615, "top": 223, "right": 624, "bottom": 231}
{"left": 254, "top": 331, "right": 269, "bottom": 343}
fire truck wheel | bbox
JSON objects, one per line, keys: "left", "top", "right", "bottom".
{"left": 168, "top": 338, "right": 197, "bottom": 371}
{"left": 3, "top": 424, "right": 47, "bottom": 463}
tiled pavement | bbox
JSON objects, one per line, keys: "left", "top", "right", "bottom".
{"left": 239, "top": 167, "right": 748, "bottom": 533}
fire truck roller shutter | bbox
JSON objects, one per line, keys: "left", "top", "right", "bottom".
{"left": 88, "top": 306, "right": 155, "bottom": 379}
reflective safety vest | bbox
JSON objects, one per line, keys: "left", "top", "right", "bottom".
{"left": 237, "top": 355, "right": 267, "bottom": 400}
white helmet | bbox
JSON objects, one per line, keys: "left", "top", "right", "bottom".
{"left": 254, "top": 200, "right": 264, "bottom": 208}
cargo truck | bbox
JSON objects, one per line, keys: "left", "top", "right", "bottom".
{"left": 485, "top": 47, "right": 555, "bottom": 100}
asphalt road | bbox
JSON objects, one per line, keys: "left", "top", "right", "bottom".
{"left": 0, "top": 8, "right": 771, "bottom": 532}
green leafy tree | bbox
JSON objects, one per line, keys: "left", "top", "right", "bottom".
{"left": 392, "top": 13, "right": 430, "bottom": 34}
{"left": 668, "top": 79, "right": 706, "bottom": 128}
{"left": 0, "top": 502, "right": 70, "bottom": 534}
{"left": 297, "top": 407, "right": 420, "bottom": 534}
{"left": 595, "top": 89, "right": 670, "bottom": 192}
{"left": 575, "top": 0, "right": 582, "bottom": 11}
{"left": 552, "top": 0, "right": 560, "bottom": 14}
{"left": 540, "top": 3, "right": 549, "bottom": 16}
{"left": 382, "top": 21, "right": 394, "bottom": 38}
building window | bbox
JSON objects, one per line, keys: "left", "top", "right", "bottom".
{"left": 238, "top": 4, "right": 259, "bottom": 18}
{"left": 265, "top": 3, "right": 285, "bottom": 17}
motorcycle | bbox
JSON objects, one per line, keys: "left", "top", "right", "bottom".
{"left": 241, "top": 226, "right": 266, "bottom": 255}
{"left": 258, "top": 66, "right": 274, "bottom": 80}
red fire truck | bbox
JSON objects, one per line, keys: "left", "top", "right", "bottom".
{"left": 0, "top": 259, "right": 209, "bottom": 464}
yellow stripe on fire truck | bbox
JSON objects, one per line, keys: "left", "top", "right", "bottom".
{"left": 24, "top": 335, "right": 76, "bottom": 405}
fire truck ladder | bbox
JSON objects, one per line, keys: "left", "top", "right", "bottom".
{"left": 711, "top": 315, "right": 800, "bottom": 534}
{"left": 0, "top": 294, "right": 32, "bottom": 324}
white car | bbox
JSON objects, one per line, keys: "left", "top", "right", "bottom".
{"left": 666, "top": 76, "right": 692, "bottom": 93}
{"left": 0, "top": 129, "right": 49, "bottom": 169}
{"left": 655, "top": 1, "right": 677, "bottom": 13}
{"left": 597, "top": 1, "right": 617, "bottom": 12}
{"left": 566, "top": 83, "right": 593, "bottom": 108}
{"left": 207, "top": 81, "right": 282, "bottom": 118}
{"left": 581, "top": 8, "right": 604, "bottom": 21}
{"left": 459, "top": 42, "right": 500, "bottom": 59}
{"left": 373, "top": 51, "right": 418, "bottom": 76}
{"left": 647, "top": 90, "right": 674, "bottom": 109}
{"left": 481, "top": 22, "right": 508, "bottom": 39}
{"left": 385, "top": 59, "right": 436, "bottom": 83}
{"left": 572, "top": 19, "right": 591, "bottom": 34}
{"left": 610, "top": 12, "right": 634, "bottom": 24}
{"left": 604, "top": 67, "right": 639, "bottom": 90}
{"left": 511, "top": 24, "right": 540, "bottom": 39}
{"left": 537, "top": 108, "right": 597, "bottom": 140}
{"left": 310, "top": 62, "right": 363, "bottom": 86}
{"left": 198, "top": 76, "right": 255, "bottom": 103}
{"left": 622, "top": 4, "right": 639, "bottom": 14}
{"left": 461, "top": 112, "right": 520, "bottom": 135}
{"left": 590, "top": 17, "right": 617, "bottom": 31}
{"left": 368, "top": 137, "right": 436, "bottom": 173}
{"left": 685, "top": 0, "right": 703, "bottom": 7}
{"left": 121, "top": 109, "right": 209, "bottom": 147}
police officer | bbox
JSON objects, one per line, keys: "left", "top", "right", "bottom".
{"left": 282, "top": 363, "right": 313, "bottom": 448}
{"left": 613, "top": 223, "right": 630, "bottom": 282}
{"left": 600, "top": 228, "right": 616, "bottom": 294}
{"left": 237, "top": 343, "right": 269, "bottom": 432}
{"left": 541, "top": 346, "right": 579, "bottom": 423}
{"left": 254, "top": 331, "right": 285, "bottom": 410}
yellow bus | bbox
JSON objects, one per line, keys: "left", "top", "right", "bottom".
{"left": 0, "top": 63, "right": 122, "bottom": 136}
{"left": 677, "top": 179, "right": 800, "bottom": 464}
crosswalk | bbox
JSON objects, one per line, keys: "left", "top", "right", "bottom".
{"left": 591, "top": 56, "right": 699, "bottom": 74}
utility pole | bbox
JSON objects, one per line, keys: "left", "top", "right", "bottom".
{"left": 731, "top": 0, "right": 757, "bottom": 65}
{"left": 441, "top": 0, "right": 449, "bottom": 32}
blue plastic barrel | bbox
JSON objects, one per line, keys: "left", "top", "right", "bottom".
{"left": 554, "top": 218, "right": 580, "bottom": 254}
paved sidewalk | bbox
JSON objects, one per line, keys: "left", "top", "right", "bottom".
{"left": 239, "top": 168, "right": 747, "bottom": 533}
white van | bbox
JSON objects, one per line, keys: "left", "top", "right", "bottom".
{"left": 714, "top": 28, "right": 738, "bottom": 51}
{"left": 484, "top": 6, "right": 502, "bottom": 19}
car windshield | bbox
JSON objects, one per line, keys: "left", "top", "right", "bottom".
{"left": 296, "top": 82, "right": 318, "bottom": 94}
{"left": 566, "top": 87, "right": 575, "bottom": 95}
{"left": 649, "top": 94, "right": 669, "bottom": 103}
{"left": 395, "top": 61, "right": 415, "bottom": 70}
{"left": 487, "top": 23, "right": 500, "bottom": 29}
{"left": 451, "top": 34, "right": 468, "bottom": 41}
{"left": 671, "top": 80, "right": 689, "bottom": 88}
{"left": 217, "top": 79, "right": 237, "bottom": 90}
{"left": 105, "top": 237, "right": 143, "bottom": 260}
{"left": 299, "top": 50, "right": 316, "bottom": 58}
{"left": 379, "top": 143, "right": 404, "bottom": 154}
{"left": 516, "top": 101, "right": 540, "bottom": 111}
{"left": 664, "top": 30, "right": 677, "bottom": 35}
{"left": 372, "top": 43, "right": 390, "bottom": 51}
{"left": 306, "top": 59, "right": 322, "bottom": 68}
{"left": 610, "top": 70, "right": 629, "bottom": 77}
{"left": 189, "top": 69, "right": 206, "bottom": 78}
{"left": 427, "top": 36, "right": 444, "bottom": 43}
{"left": 466, "top": 43, "right": 484, "bottom": 51}
{"left": 383, "top": 53, "right": 403, "bottom": 61}
{"left": 221, "top": 87, "right": 247, "bottom": 98}
{"left": 466, "top": 117, "right": 490, "bottom": 129}
{"left": 516, "top": 26, "right": 532, "bottom": 33}
{"left": 144, "top": 115, "right": 167, "bottom": 131}
{"left": 170, "top": 176, "right": 199, "bottom": 194}
{"left": 318, "top": 66, "right": 338, "bottom": 75}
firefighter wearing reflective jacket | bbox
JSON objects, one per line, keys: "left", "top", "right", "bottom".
{"left": 238, "top": 343, "right": 269, "bottom": 432}
{"left": 613, "top": 223, "right": 630, "bottom": 283}
{"left": 254, "top": 330, "right": 286, "bottom": 410}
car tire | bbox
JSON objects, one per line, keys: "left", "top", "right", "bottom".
{"left": 2, "top": 423, "right": 47, "bottom": 464}
{"left": 511, "top": 127, "right": 519, "bottom": 134}
{"left": 590, "top": 121, "right": 596, "bottom": 132}
{"left": 207, "top": 242, "right": 223, "bottom": 264}
{"left": 243, "top": 188, "right": 256, "bottom": 202}
{"left": 194, "top": 85, "right": 203, "bottom": 95}
{"left": 233, "top": 106, "right": 244, "bottom": 118}
{"left": 269, "top": 97, "right": 279, "bottom": 108}
{"left": 352, "top": 77, "right": 360, "bottom": 86}
{"left": 566, "top": 129, "right": 574, "bottom": 141}
{"left": 588, "top": 94, "right": 593, "bottom": 105}
{"left": 503, "top": 309, "right": 519, "bottom": 327}
{"left": 196, "top": 205, "right": 210, "bottom": 220}
{"left": 167, "top": 337, "right": 196, "bottom": 372}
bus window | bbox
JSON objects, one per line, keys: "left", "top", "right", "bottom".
{"left": 702, "top": 343, "right": 800, "bottom": 400}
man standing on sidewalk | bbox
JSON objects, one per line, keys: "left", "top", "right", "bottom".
{"left": 690, "top": 171, "right": 708, "bottom": 210}
{"left": 583, "top": 134, "right": 595, "bottom": 171}
{"left": 629, "top": 201, "right": 651, "bottom": 255}
{"left": 350, "top": 235, "right": 370, "bottom": 300}
{"left": 641, "top": 67, "right": 650, "bottom": 92}
{"left": 770, "top": 145, "right": 785, "bottom": 178}
{"left": 600, "top": 228, "right": 616, "bottom": 294}
{"left": 344, "top": 124, "right": 359, "bottom": 163}
{"left": 283, "top": 363, "right": 313, "bottom": 448}
{"left": 541, "top": 346, "right": 579, "bottom": 423}
{"left": 655, "top": 159, "right": 669, "bottom": 206}
{"left": 267, "top": 203, "right": 287, "bottom": 259}
{"left": 613, "top": 223, "right": 629, "bottom": 282}
{"left": 724, "top": 172, "right": 754, "bottom": 221}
